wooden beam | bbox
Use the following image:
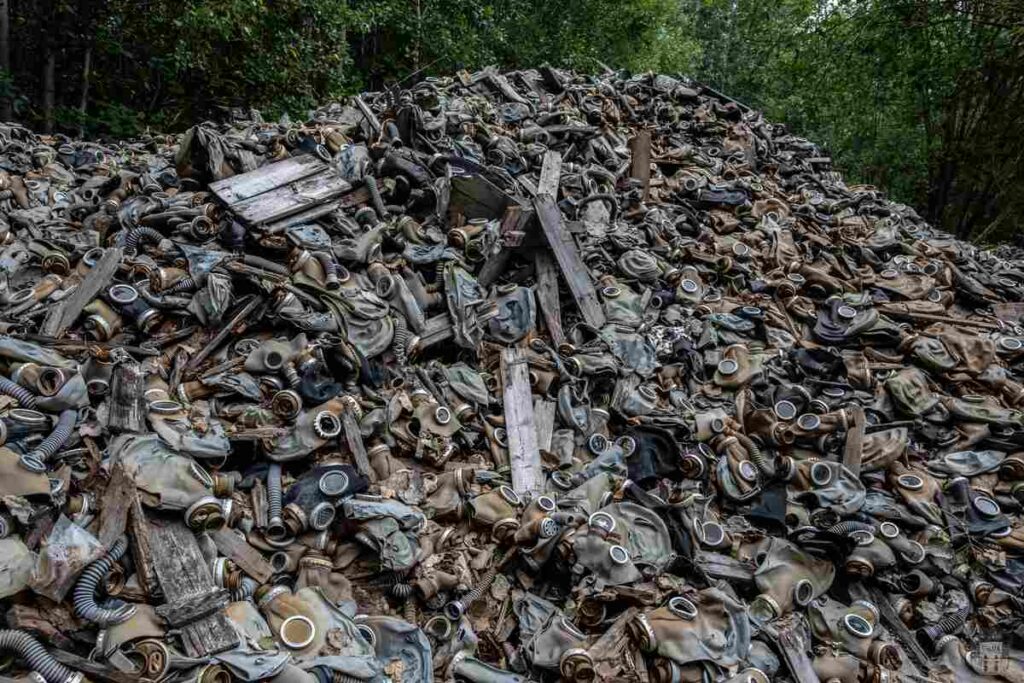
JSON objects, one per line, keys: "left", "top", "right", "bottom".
{"left": 533, "top": 398, "right": 556, "bottom": 453}
{"left": 534, "top": 151, "right": 606, "bottom": 329}
{"left": 628, "top": 131, "right": 652, "bottom": 200}
{"left": 209, "top": 154, "right": 325, "bottom": 205}
{"left": 108, "top": 362, "right": 146, "bottom": 433}
{"left": 841, "top": 405, "right": 865, "bottom": 477}
{"left": 501, "top": 346, "right": 543, "bottom": 495}
{"left": 98, "top": 463, "right": 135, "bottom": 548}
{"left": 230, "top": 169, "right": 353, "bottom": 226}
{"left": 41, "top": 247, "right": 122, "bottom": 337}
{"left": 149, "top": 522, "right": 238, "bottom": 657}
{"left": 341, "top": 408, "right": 373, "bottom": 483}
{"left": 210, "top": 528, "right": 273, "bottom": 584}
{"left": 533, "top": 250, "right": 564, "bottom": 345}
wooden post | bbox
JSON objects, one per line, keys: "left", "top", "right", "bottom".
{"left": 501, "top": 346, "right": 543, "bottom": 496}
{"left": 533, "top": 151, "right": 606, "bottom": 329}
{"left": 628, "top": 130, "right": 652, "bottom": 200}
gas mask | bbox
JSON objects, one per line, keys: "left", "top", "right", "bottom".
{"left": 281, "top": 464, "right": 366, "bottom": 535}
{"left": 630, "top": 588, "right": 751, "bottom": 671}
{"left": 257, "top": 585, "right": 377, "bottom": 663}
{"left": 788, "top": 459, "right": 866, "bottom": 516}
{"left": 113, "top": 433, "right": 215, "bottom": 511}
{"left": 748, "top": 537, "right": 835, "bottom": 624}
{"left": 807, "top": 597, "right": 902, "bottom": 669}
{"left": 569, "top": 510, "right": 643, "bottom": 587}
{"left": 468, "top": 485, "right": 523, "bottom": 543}
{"left": 341, "top": 496, "right": 424, "bottom": 572}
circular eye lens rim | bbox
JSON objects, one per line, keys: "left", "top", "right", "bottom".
{"left": 318, "top": 470, "right": 350, "bottom": 497}
{"left": 844, "top": 613, "right": 874, "bottom": 638}
{"left": 898, "top": 474, "right": 924, "bottom": 491}
{"left": 668, "top": 596, "right": 699, "bottom": 620}
{"left": 608, "top": 544, "right": 630, "bottom": 565}
{"left": 717, "top": 359, "right": 739, "bottom": 376}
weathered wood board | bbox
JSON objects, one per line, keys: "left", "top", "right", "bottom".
{"left": 501, "top": 346, "right": 543, "bottom": 495}
{"left": 533, "top": 151, "right": 606, "bottom": 329}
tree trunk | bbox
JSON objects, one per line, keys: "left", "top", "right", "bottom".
{"left": 78, "top": 45, "right": 91, "bottom": 135}
{"left": 42, "top": 49, "right": 55, "bottom": 133}
{"left": 0, "top": 0, "right": 10, "bottom": 121}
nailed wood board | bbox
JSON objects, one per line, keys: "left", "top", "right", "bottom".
{"left": 209, "top": 154, "right": 325, "bottom": 205}
{"left": 501, "top": 346, "right": 543, "bottom": 495}
{"left": 41, "top": 247, "right": 123, "bottom": 337}
{"left": 229, "top": 169, "right": 353, "bottom": 226}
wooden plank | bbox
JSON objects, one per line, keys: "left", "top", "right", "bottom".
{"left": 98, "top": 463, "right": 135, "bottom": 548}
{"left": 501, "top": 346, "right": 543, "bottom": 495}
{"left": 536, "top": 149, "right": 563, "bottom": 198}
{"left": 534, "top": 398, "right": 556, "bottom": 453}
{"left": 341, "top": 408, "right": 374, "bottom": 482}
{"left": 628, "top": 131, "right": 652, "bottom": 200}
{"left": 41, "top": 247, "right": 122, "bottom": 337}
{"left": 231, "top": 169, "right": 353, "bottom": 226}
{"left": 263, "top": 185, "right": 370, "bottom": 234}
{"left": 210, "top": 528, "right": 273, "bottom": 584}
{"left": 841, "top": 405, "right": 865, "bottom": 477}
{"left": 128, "top": 494, "right": 160, "bottom": 599}
{"left": 857, "top": 584, "right": 931, "bottom": 674}
{"left": 148, "top": 521, "right": 238, "bottom": 657}
{"left": 449, "top": 173, "right": 511, "bottom": 221}
{"left": 108, "top": 362, "right": 146, "bottom": 433}
{"left": 770, "top": 620, "right": 821, "bottom": 683}
{"left": 533, "top": 250, "right": 564, "bottom": 345}
{"left": 209, "top": 154, "right": 325, "bottom": 206}
{"left": 534, "top": 153, "right": 605, "bottom": 329}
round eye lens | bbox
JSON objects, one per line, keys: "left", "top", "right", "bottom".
{"left": 774, "top": 400, "right": 797, "bottom": 420}
{"left": 356, "top": 624, "right": 377, "bottom": 648}
{"left": 844, "top": 613, "right": 873, "bottom": 638}
{"left": 1001, "top": 337, "right": 1023, "bottom": 351}
{"left": 701, "top": 522, "right": 725, "bottom": 546}
{"left": 616, "top": 436, "right": 637, "bottom": 456}
{"left": 850, "top": 530, "right": 875, "bottom": 546}
{"left": 810, "top": 462, "right": 832, "bottom": 486}
{"left": 973, "top": 495, "right": 1001, "bottom": 518}
{"left": 537, "top": 495, "right": 556, "bottom": 512}
{"left": 602, "top": 286, "right": 621, "bottom": 298}
{"left": 681, "top": 279, "right": 699, "bottom": 293}
{"left": 608, "top": 545, "right": 630, "bottom": 565}
{"left": 108, "top": 284, "right": 138, "bottom": 304}
{"left": 711, "top": 417, "right": 725, "bottom": 434}
{"left": 499, "top": 485, "right": 521, "bottom": 506}
{"left": 668, "top": 596, "right": 698, "bottom": 620}
{"left": 741, "top": 305, "right": 762, "bottom": 317}
{"left": 798, "top": 414, "right": 821, "bottom": 431}
{"left": 551, "top": 471, "right": 573, "bottom": 490}
{"left": 318, "top": 470, "right": 350, "bottom": 497}
{"left": 787, "top": 273, "right": 806, "bottom": 284}
{"left": 837, "top": 305, "right": 858, "bottom": 320}
{"left": 279, "top": 615, "right": 316, "bottom": 649}
{"left": 434, "top": 406, "right": 452, "bottom": 425}
{"left": 589, "top": 511, "right": 616, "bottom": 534}
{"left": 821, "top": 386, "right": 845, "bottom": 398}
{"left": 732, "top": 243, "right": 750, "bottom": 257}
{"left": 588, "top": 433, "right": 609, "bottom": 455}
{"left": 738, "top": 460, "right": 758, "bottom": 483}
{"left": 880, "top": 269, "right": 898, "bottom": 279}
{"left": 794, "top": 579, "right": 814, "bottom": 606}
{"left": 878, "top": 521, "right": 899, "bottom": 539}
{"left": 717, "top": 359, "right": 739, "bottom": 375}
{"left": 150, "top": 399, "right": 182, "bottom": 414}
{"left": 898, "top": 474, "right": 924, "bottom": 491}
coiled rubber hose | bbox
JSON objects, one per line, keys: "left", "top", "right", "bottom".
{"left": 25, "top": 409, "right": 77, "bottom": 465}
{"left": 162, "top": 277, "right": 196, "bottom": 294}
{"left": 311, "top": 252, "right": 340, "bottom": 289}
{"left": 0, "top": 376, "right": 37, "bottom": 408}
{"left": 267, "top": 463, "right": 283, "bottom": 527}
{"left": 282, "top": 362, "right": 301, "bottom": 389}
{"left": 937, "top": 605, "right": 970, "bottom": 633}
{"left": 392, "top": 315, "right": 409, "bottom": 365}
{"left": 365, "top": 176, "right": 388, "bottom": 221}
{"left": 73, "top": 536, "right": 134, "bottom": 625}
{"left": 445, "top": 564, "right": 499, "bottom": 620}
{"left": 827, "top": 521, "right": 876, "bottom": 536}
{"left": 124, "top": 227, "right": 164, "bottom": 254}
{"left": 0, "top": 630, "right": 80, "bottom": 683}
